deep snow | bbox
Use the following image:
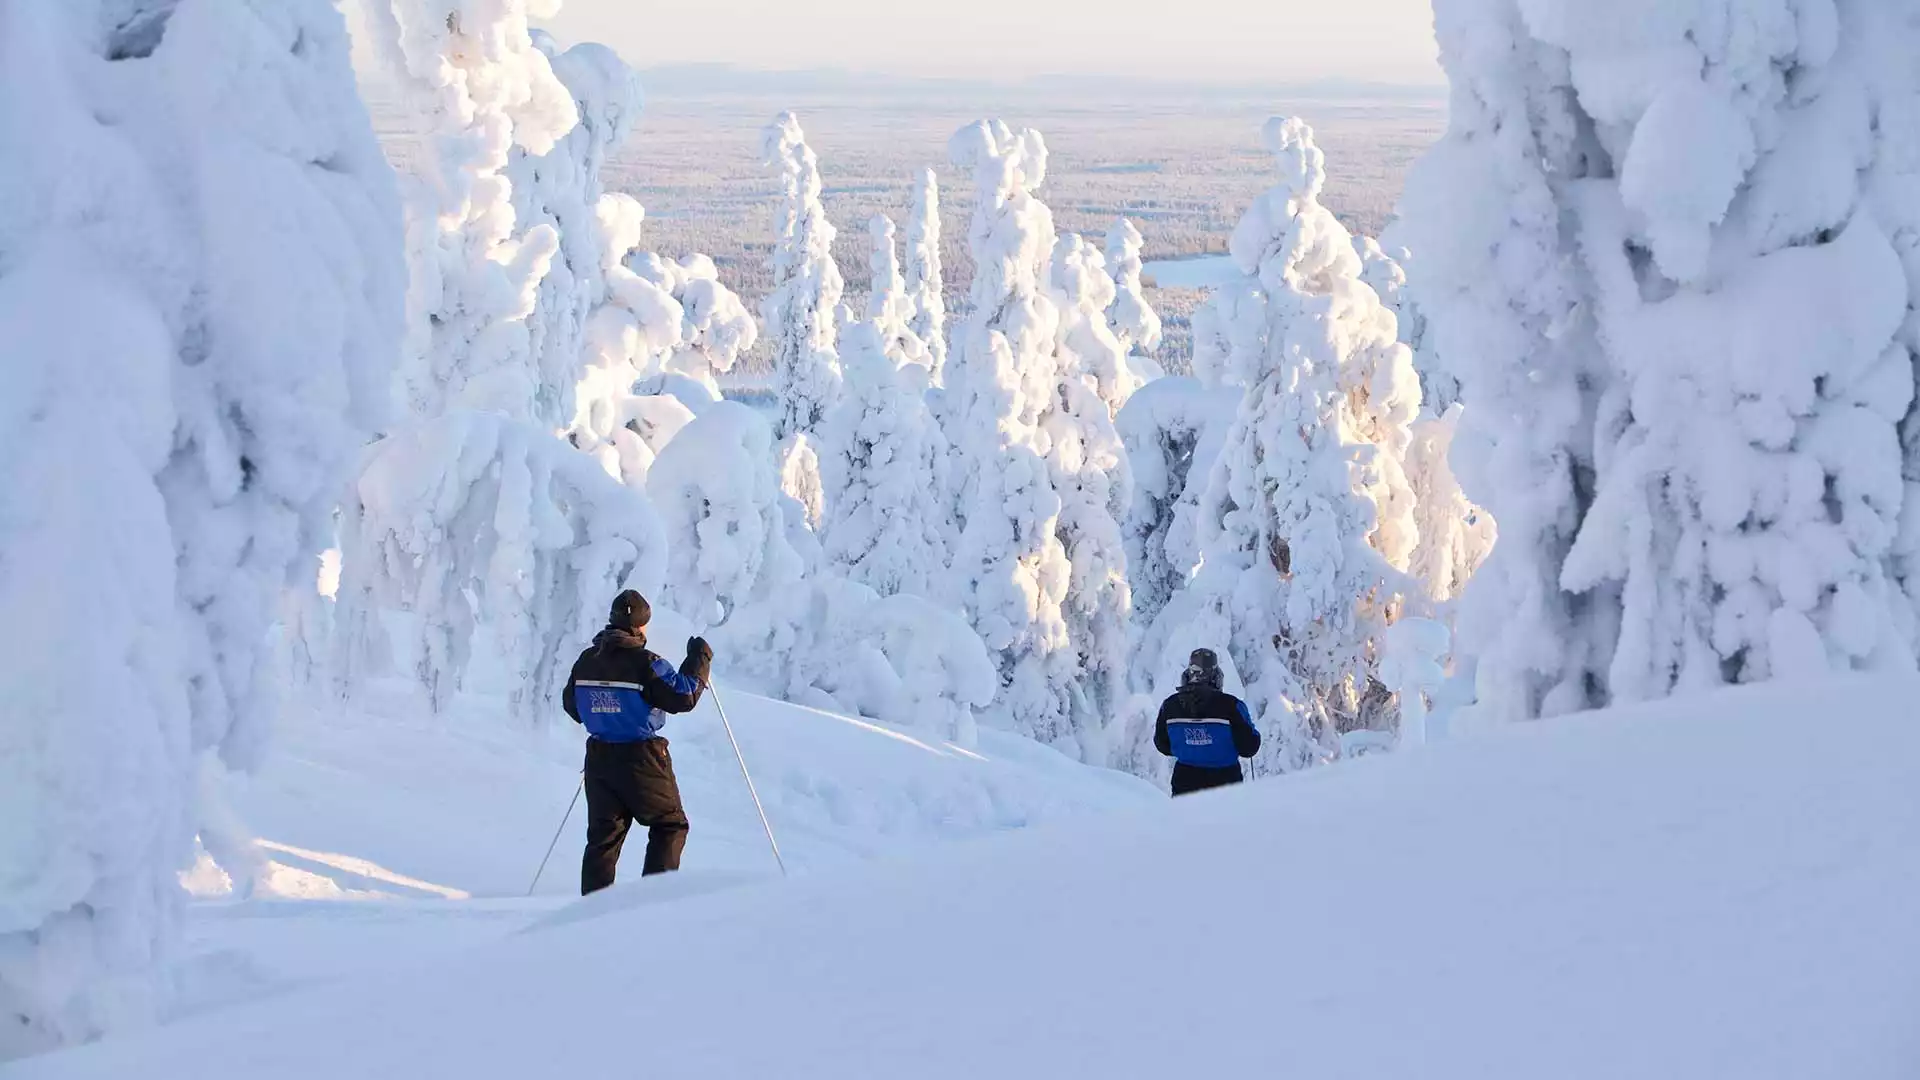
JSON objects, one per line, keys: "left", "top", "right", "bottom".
{"left": 19, "top": 675, "right": 1918, "bottom": 1079}
{"left": 132, "top": 672, "right": 1155, "bottom": 1027}
{"left": 226, "top": 677, "right": 1153, "bottom": 898}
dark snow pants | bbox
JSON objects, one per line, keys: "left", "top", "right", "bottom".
{"left": 581, "top": 737, "right": 689, "bottom": 894}
{"left": 1170, "top": 762, "right": 1244, "bottom": 797}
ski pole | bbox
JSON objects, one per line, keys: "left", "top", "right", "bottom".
{"left": 706, "top": 681, "right": 787, "bottom": 877}
{"left": 526, "top": 775, "right": 583, "bottom": 896}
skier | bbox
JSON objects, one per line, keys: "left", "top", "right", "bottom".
{"left": 562, "top": 589, "right": 713, "bottom": 894}
{"left": 1153, "top": 648, "right": 1261, "bottom": 796}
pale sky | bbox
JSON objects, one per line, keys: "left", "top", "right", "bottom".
{"left": 539, "top": 0, "right": 1442, "bottom": 86}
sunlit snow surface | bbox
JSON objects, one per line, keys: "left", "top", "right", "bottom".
{"left": 21, "top": 676, "right": 1918, "bottom": 1079}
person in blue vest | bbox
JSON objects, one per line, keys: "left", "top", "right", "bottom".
{"left": 562, "top": 590, "right": 713, "bottom": 894}
{"left": 1154, "top": 648, "right": 1261, "bottom": 796}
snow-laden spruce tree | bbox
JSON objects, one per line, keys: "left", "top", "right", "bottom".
{"left": 1397, "top": 0, "right": 1920, "bottom": 719}
{"left": 0, "top": 0, "right": 401, "bottom": 1053}
{"left": 1113, "top": 372, "right": 1244, "bottom": 772}
{"left": 1387, "top": 0, "right": 1604, "bottom": 723}
{"left": 1189, "top": 275, "right": 1265, "bottom": 390}
{"left": 1353, "top": 237, "right": 1483, "bottom": 595}
{"left": 345, "top": 413, "right": 669, "bottom": 703}
{"left": 642, "top": 252, "right": 759, "bottom": 394}
{"left": 335, "top": 0, "right": 668, "bottom": 727}
{"left": 761, "top": 112, "right": 844, "bottom": 527}
{"left": 574, "top": 192, "right": 691, "bottom": 488}
{"left": 1104, "top": 218, "right": 1164, "bottom": 364}
{"left": 1115, "top": 376, "right": 1240, "bottom": 672}
{"left": 587, "top": 196, "right": 757, "bottom": 406}
{"left": 649, "top": 401, "right": 809, "bottom": 686}
{"left": 817, "top": 222, "right": 954, "bottom": 599}
{"left": 571, "top": 192, "right": 756, "bottom": 491}
{"left": 368, "top": 0, "right": 576, "bottom": 424}
{"left": 652, "top": 402, "right": 994, "bottom": 741}
{"left": 943, "top": 120, "right": 1082, "bottom": 755}
{"left": 758, "top": 113, "right": 845, "bottom": 523}
{"left": 904, "top": 168, "right": 949, "bottom": 383}
{"left": 866, "top": 595, "right": 998, "bottom": 746}
{"left": 1047, "top": 232, "right": 1139, "bottom": 749}
{"left": 1354, "top": 235, "right": 1458, "bottom": 412}
{"left": 1159, "top": 118, "right": 1424, "bottom": 772}
{"left": 1052, "top": 233, "right": 1142, "bottom": 415}
{"left": 863, "top": 215, "right": 934, "bottom": 371}
{"left": 1406, "top": 404, "right": 1497, "bottom": 607}
{"left": 507, "top": 34, "right": 640, "bottom": 428}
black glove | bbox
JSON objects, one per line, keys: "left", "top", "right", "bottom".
{"left": 683, "top": 637, "right": 714, "bottom": 685}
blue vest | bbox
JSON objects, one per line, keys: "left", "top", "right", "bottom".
{"left": 1166, "top": 715, "right": 1241, "bottom": 768}
{"left": 576, "top": 677, "right": 667, "bottom": 743}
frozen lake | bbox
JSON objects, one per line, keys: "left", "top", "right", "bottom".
{"left": 1143, "top": 255, "right": 1241, "bottom": 289}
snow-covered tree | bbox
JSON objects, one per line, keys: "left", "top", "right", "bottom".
{"left": 1406, "top": 404, "right": 1497, "bottom": 607}
{"left": 1385, "top": 1, "right": 1601, "bottom": 724}
{"left": 1047, "top": 233, "right": 1138, "bottom": 746}
{"left": 1160, "top": 118, "right": 1424, "bottom": 773}
{"left": 866, "top": 595, "right": 998, "bottom": 746}
{"left": 0, "top": 0, "right": 401, "bottom": 1052}
{"left": 1379, "top": 617, "right": 1451, "bottom": 748}
{"left": 1354, "top": 234, "right": 1457, "bottom": 412}
{"left": 370, "top": 0, "right": 577, "bottom": 425}
{"left": 904, "top": 168, "right": 949, "bottom": 383}
{"left": 648, "top": 401, "right": 808, "bottom": 686}
{"left": 1353, "top": 237, "right": 1483, "bottom": 599}
{"left": 1104, "top": 217, "right": 1163, "bottom": 362}
{"left": 817, "top": 222, "right": 953, "bottom": 599}
{"left": 760, "top": 111, "right": 844, "bottom": 528}
{"left": 1115, "top": 376, "right": 1239, "bottom": 665}
{"left": 1397, "top": 0, "right": 1920, "bottom": 720}
{"left": 761, "top": 111, "right": 845, "bottom": 440}
{"left": 818, "top": 319, "right": 953, "bottom": 598}
{"left": 654, "top": 402, "right": 992, "bottom": 740}
{"left": 938, "top": 123, "right": 1139, "bottom": 763}
{"left": 944, "top": 120, "right": 1081, "bottom": 756}
{"left": 863, "top": 216, "right": 933, "bottom": 371}
{"left": 573, "top": 192, "right": 691, "bottom": 488}
{"left": 1189, "top": 276, "right": 1264, "bottom": 390}
{"left": 644, "top": 252, "right": 758, "bottom": 393}
{"left": 507, "top": 34, "right": 640, "bottom": 428}
{"left": 335, "top": 0, "right": 667, "bottom": 728}
{"left": 1052, "top": 233, "right": 1142, "bottom": 415}
{"left": 342, "top": 413, "right": 669, "bottom": 713}
{"left": 569, "top": 189, "right": 756, "bottom": 493}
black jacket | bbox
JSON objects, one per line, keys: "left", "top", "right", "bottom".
{"left": 562, "top": 627, "right": 710, "bottom": 730}
{"left": 1154, "top": 685, "right": 1262, "bottom": 764}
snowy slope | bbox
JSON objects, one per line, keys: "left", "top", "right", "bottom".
{"left": 216, "top": 678, "right": 1153, "bottom": 898}
{"left": 23, "top": 676, "right": 1919, "bottom": 1078}
{"left": 153, "top": 678, "right": 1154, "bottom": 1023}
